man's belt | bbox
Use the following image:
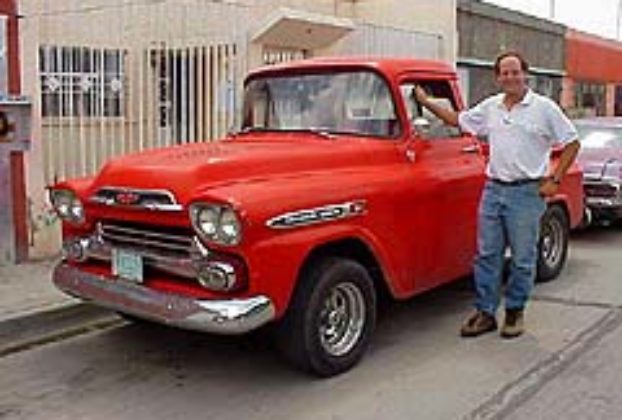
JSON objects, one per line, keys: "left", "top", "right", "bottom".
{"left": 489, "top": 177, "right": 542, "bottom": 186}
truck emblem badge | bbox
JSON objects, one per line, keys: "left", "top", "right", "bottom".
{"left": 115, "top": 190, "right": 141, "bottom": 206}
{"left": 266, "top": 200, "right": 367, "bottom": 229}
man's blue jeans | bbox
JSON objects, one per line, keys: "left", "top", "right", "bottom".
{"left": 473, "top": 179, "right": 546, "bottom": 315}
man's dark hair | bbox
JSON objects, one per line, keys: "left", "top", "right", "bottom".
{"left": 493, "top": 51, "right": 529, "bottom": 75}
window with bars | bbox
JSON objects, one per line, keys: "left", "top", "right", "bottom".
{"left": 39, "top": 46, "right": 125, "bottom": 118}
{"left": 262, "top": 46, "right": 306, "bottom": 65}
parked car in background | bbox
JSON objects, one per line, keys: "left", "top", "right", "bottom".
{"left": 49, "top": 58, "right": 584, "bottom": 377}
{"left": 574, "top": 118, "right": 622, "bottom": 224}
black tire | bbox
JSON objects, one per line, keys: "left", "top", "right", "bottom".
{"left": 276, "top": 257, "right": 377, "bottom": 377}
{"left": 536, "top": 205, "right": 569, "bottom": 282}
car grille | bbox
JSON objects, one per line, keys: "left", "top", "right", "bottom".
{"left": 99, "top": 221, "right": 195, "bottom": 258}
{"left": 584, "top": 183, "right": 620, "bottom": 199}
{"left": 91, "top": 187, "right": 182, "bottom": 212}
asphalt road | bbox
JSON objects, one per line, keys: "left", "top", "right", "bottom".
{"left": 1, "top": 223, "right": 621, "bottom": 420}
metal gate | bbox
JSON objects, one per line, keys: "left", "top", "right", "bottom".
{"left": 23, "top": 0, "right": 250, "bottom": 185}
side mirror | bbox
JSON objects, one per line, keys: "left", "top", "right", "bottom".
{"left": 412, "top": 117, "right": 431, "bottom": 136}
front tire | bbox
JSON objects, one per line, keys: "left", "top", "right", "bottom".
{"left": 536, "top": 205, "right": 569, "bottom": 282}
{"left": 277, "top": 257, "right": 377, "bottom": 377}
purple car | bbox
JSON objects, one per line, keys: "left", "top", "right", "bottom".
{"left": 574, "top": 117, "right": 622, "bottom": 224}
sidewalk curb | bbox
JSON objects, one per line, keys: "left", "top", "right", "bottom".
{"left": 0, "top": 302, "right": 122, "bottom": 357}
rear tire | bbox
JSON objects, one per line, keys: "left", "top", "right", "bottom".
{"left": 277, "top": 257, "right": 377, "bottom": 377}
{"left": 536, "top": 205, "right": 569, "bottom": 282}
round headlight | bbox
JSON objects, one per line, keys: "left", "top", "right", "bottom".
{"left": 219, "top": 208, "right": 242, "bottom": 245}
{"left": 190, "top": 203, "right": 243, "bottom": 246}
{"left": 70, "top": 197, "right": 84, "bottom": 221}
{"left": 196, "top": 206, "right": 220, "bottom": 238}
{"left": 50, "top": 189, "right": 85, "bottom": 224}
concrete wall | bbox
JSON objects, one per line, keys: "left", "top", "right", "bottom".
{"left": 457, "top": 0, "right": 564, "bottom": 70}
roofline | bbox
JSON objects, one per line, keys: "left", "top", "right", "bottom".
{"left": 457, "top": 0, "right": 566, "bottom": 36}
{"left": 245, "top": 58, "right": 457, "bottom": 82}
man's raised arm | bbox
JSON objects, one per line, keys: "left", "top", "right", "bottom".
{"left": 413, "top": 85, "right": 460, "bottom": 127}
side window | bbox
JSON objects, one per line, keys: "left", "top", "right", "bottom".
{"left": 400, "top": 80, "right": 461, "bottom": 139}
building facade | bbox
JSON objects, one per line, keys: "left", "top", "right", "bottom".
{"left": 562, "top": 29, "right": 622, "bottom": 118}
{"left": 457, "top": 0, "right": 566, "bottom": 106}
{"left": 19, "top": 0, "right": 458, "bottom": 259}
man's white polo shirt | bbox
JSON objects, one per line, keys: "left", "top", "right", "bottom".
{"left": 458, "top": 89, "right": 578, "bottom": 183}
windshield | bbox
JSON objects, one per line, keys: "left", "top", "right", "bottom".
{"left": 576, "top": 125, "right": 622, "bottom": 149}
{"left": 241, "top": 70, "right": 400, "bottom": 138}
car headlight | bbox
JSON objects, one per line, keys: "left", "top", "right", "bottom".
{"left": 190, "top": 203, "right": 242, "bottom": 246}
{"left": 49, "top": 189, "right": 85, "bottom": 224}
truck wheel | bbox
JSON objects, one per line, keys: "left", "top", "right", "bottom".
{"left": 536, "top": 205, "right": 569, "bottom": 282}
{"left": 277, "top": 257, "right": 377, "bottom": 377}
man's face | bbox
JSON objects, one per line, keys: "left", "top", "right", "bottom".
{"left": 496, "top": 56, "right": 527, "bottom": 97}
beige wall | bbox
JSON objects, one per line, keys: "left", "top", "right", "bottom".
{"left": 606, "top": 83, "right": 616, "bottom": 116}
{"left": 352, "top": 0, "right": 456, "bottom": 61}
{"left": 255, "top": 0, "right": 456, "bottom": 62}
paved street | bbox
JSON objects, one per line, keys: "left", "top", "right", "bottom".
{"left": 0, "top": 223, "right": 621, "bottom": 420}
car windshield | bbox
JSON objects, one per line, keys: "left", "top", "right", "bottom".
{"left": 576, "top": 125, "right": 622, "bottom": 149}
{"left": 241, "top": 70, "right": 400, "bottom": 138}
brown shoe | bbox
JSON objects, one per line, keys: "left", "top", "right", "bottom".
{"left": 460, "top": 310, "right": 497, "bottom": 337}
{"left": 501, "top": 309, "right": 525, "bottom": 339}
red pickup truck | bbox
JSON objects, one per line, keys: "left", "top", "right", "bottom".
{"left": 50, "top": 58, "right": 584, "bottom": 376}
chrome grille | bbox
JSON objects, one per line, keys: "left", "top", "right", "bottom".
{"left": 99, "top": 221, "right": 195, "bottom": 258}
{"left": 91, "top": 187, "right": 182, "bottom": 212}
{"left": 584, "top": 183, "right": 619, "bottom": 199}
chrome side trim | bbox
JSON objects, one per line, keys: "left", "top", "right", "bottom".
{"left": 266, "top": 200, "right": 367, "bottom": 230}
{"left": 53, "top": 263, "right": 275, "bottom": 335}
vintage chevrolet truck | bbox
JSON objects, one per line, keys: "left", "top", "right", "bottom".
{"left": 50, "top": 58, "right": 584, "bottom": 376}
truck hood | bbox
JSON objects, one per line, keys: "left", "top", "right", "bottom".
{"left": 578, "top": 148, "right": 622, "bottom": 180}
{"left": 90, "top": 135, "right": 400, "bottom": 203}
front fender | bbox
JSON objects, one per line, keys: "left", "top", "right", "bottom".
{"left": 244, "top": 222, "right": 402, "bottom": 319}
{"left": 548, "top": 168, "right": 584, "bottom": 228}
{"left": 188, "top": 165, "right": 412, "bottom": 317}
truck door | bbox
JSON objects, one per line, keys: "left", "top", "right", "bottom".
{"left": 399, "top": 79, "right": 485, "bottom": 289}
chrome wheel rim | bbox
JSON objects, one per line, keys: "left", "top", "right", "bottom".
{"left": 541, "top": 216, "right": 564, "bottom": 268}
{"left": 318, "top": 282, "right": 366, "bottom": 357}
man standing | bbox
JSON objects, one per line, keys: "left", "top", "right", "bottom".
{"left": 415, "top": 51, "right": 580, "bottom": 338}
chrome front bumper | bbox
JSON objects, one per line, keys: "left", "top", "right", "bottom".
{"left": 586, "top": 196, "right": 622, "bottom": 209}
{"left": 584, "top": 179, "right": 622, "bottom": 209}
{"left": 53, "top": 263, "right": 276, "bottom": 335}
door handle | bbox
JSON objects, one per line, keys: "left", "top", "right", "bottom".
{"left": 461, "top": 144, "right": 479, "bottom": 154}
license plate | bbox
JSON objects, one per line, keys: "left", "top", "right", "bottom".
{"left": 112, "top": 249, "right": 144, "bottom": 284}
